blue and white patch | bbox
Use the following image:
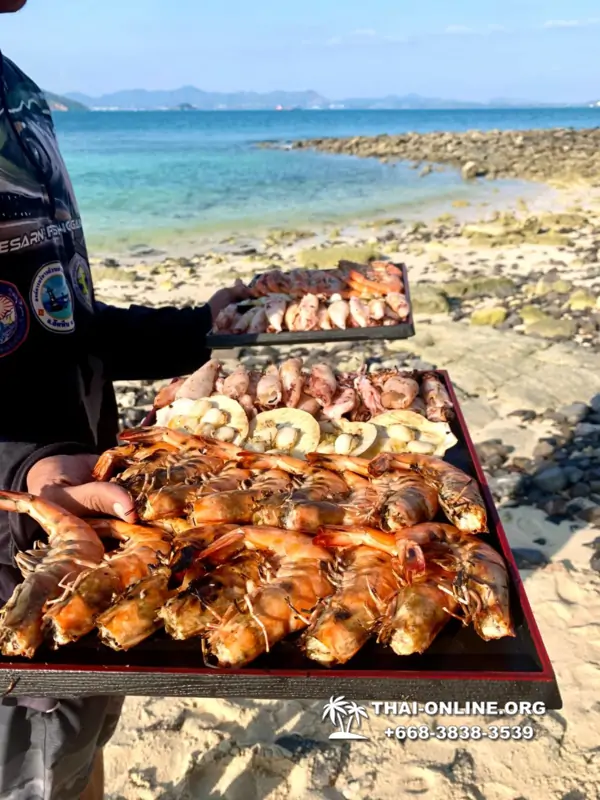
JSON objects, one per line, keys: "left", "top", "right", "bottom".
{"left": 67, "top": 253, "right": 94, "bottom": 310}
{"left": 0, "top": 281, "right": 29, "bottom": 357}
{"left": 30, "top": 262, "right": 75, "bottom": 334}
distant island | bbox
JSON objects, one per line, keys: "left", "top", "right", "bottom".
{"left": 44, "top": 91, "right": 90, "bottom": 112}
{"left": 46, "top": 86, "right": 592, "bottom": 112}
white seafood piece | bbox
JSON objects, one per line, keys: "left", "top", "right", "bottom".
{"left": 349, "top": 296, "right": 371, "bottom": 328}
{"left": 292, "top": 294, "right": 320, "bottom": 331}
{"left": 317, "top": 304, "right": 333, "bottom": 330}
{"left": 354, "top": 375, "right": 385, "bottom": 416}
{"left": 328, "top": 299, "right": 350, "bottom": 329}
{"left": 368, "top": 298, "right": 387, "bottom": 321}
{"left": 246, "top": 307, "right": 269, "bottom": 334}
{"left": 320, "top": 387, "right": 357, "bottom": 420}
{"left": 264, "top": 296, "right": 288, "bottom": 332}
{"left": 306, "top": 364, "right": 337, "bottom": 407}
{"left": 256, "top": 365, "right": 283, "bottom": 408}
{"left": 213, "top": 303, "right": 241, "bottom": 333}
{"left": 175, "top": 359, "right": 220, "bottom": 400}
{"left": 232, "top": 307, "right": 261, "bottom": 334}
{"left": 279, "top": 358, "right": 304, "bottom": 408}
{"left": 155, "top": 394, "right": 249, "bottom": 444}
{"left": 386, "top": 292, "right": 410, "bottom": 320}
{"left": 249, "top": 408, "right": 321, "bottom": 458}
{"left": 221, "top": 365, "right": 250, "bottom": 400}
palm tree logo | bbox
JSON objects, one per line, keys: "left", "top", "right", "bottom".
{"left": 322, "top": 695, "right": 369, "bottom": 740}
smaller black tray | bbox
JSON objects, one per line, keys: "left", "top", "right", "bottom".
{"left": 206, "top": 263, "right": 414, "bottom": 349}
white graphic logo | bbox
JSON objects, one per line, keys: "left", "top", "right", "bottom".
{"left": 322, "top": 695, "right": 370, "bottom": 740}
{"left": 30, "top": 262, "right": 75, "bottom": 334}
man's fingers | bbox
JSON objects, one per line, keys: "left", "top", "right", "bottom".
{"left": 41, "top": 482, "right": 137, "bottom": 522}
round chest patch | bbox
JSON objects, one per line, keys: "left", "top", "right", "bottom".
{"left": 0, "top": 281, "right": 29, "bottom": 357}
{"left": 30, "top": 263, "right": 75, "bottom": 334}
{"left": 67, "top": 254, "right": 94, "bottom": 310}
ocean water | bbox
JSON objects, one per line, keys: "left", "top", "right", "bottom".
{"left": 51, "top": 107, "right": 600, "bottom": 253}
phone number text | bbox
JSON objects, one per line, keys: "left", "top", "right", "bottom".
{"left": 385, "top": 725, "right": 534, "bottom": 741}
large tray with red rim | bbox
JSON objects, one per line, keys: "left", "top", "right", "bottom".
{"left": 205, "top": 262, "right": 415, "bottom": 348}
{"left": 0, "top": 372, "right": 561, "bottom": 706}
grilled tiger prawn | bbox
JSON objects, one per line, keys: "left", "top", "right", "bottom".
{"left": 0, "top": 492, "right": 104, "bottom": 658}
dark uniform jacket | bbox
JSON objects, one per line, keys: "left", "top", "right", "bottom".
{"left": 0, "top": 52, "right": 212, "bottom": 607}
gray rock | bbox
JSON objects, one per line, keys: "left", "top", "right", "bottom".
{"left": 508, "top": 409, "right": 537, "bottom": 422}
{"left": 564, "top": 466, "right": 585, "bottom": 484}
{"left": 533, "top": 441, "right": 555, "bottom": 460}
{"left": 511, "top": 548, "right": 550, "bottom": 569}
{"left": 575, "top": 422, "right": 600, "bottom": 439}
{"left": 590, "top": 395, "right": 600, "bottom": 414}
{"left": 558, "top": 402, "right": 590, "bottom": 424}
{"left": 532, "top": 466, "right": 568, "bottom": 493}
{"left": 570, "top": 482, "right": 591, "bottom": 498}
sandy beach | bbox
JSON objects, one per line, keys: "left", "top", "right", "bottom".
{"left": 90, "top": 155, "right": 600, "bottom": 799}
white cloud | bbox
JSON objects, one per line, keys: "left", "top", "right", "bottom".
{"left": 445, "top": 25, "right": 475, "bottom": 34}
{"left": 320, "top": 29, "right": 406, "bottom": 47}
{"left": 543, "top": 18, "right": 600, "bottom": 29}
{"left": 544, "top": 19, "right": 582, "bottom": 28}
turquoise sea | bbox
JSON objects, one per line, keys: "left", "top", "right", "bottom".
{"left": 52, "top": 108, "right": 600, "bottom": 253}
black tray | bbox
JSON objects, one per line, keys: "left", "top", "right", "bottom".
{"left": 206, "top": 263, "right": 415, "bottom": 349}
{"left": 0, "top": 373, "right": 561, "bottom": 705}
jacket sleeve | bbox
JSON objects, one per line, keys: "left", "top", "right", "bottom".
{"left": 0, "top": 441, "right": 93, "bottom": 569}
{"left": 88, "top": 302, "right": 214, "bottom": 381}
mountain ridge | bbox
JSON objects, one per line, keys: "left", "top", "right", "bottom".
{"left": 63, "top": 87, "right": 585, "bottom": 111}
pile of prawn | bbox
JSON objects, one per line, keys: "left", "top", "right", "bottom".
{"left": 155, "top": 358, "right": 454, "bottom": 424}
{"left": 211, "top": 260, "right": 410, "bottom": 334}
{"left": 0, "top": 425, "right": 514, "bottom": 670}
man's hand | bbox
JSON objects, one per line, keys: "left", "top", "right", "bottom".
{"left": 208, "top": 279, "right": 251, "bottom": 321}
{"left": 26, "top": 454, "right": 137, "bottom": 521}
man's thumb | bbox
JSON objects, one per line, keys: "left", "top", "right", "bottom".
{"left": 58, "top": 481, "right": 137, "bottom": 522}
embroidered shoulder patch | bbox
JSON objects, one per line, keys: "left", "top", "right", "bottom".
{"left": 67, "top": 254, "right": 94, "bottom": 310}
{"left": 0, "top": 281, "right": 30, "bottom": 357}
{"left": 30, "top": 262, "right": 75, "bottom": 334}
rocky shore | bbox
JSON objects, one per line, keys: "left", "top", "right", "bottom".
{"left": 96, "top": 185, "right": 600, "bottom": 799}
{"left": 269, "top": 127, "right": 600, "bottom": 186}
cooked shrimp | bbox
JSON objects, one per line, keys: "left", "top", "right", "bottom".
{"left": 368, "top": 453, "right": 487, "bottom": 534}
{"left": 239, "top": 451, "right": 312, "bottom": 476}
{"left": 0, "top": 492, "right": 104, "bottom": 658}
{"left": 92, "top": 443, "right": 138, "bottom": 481}
{"left": 95, "top": 568, "right": 172, "bottom": 651}
{"left": 199, "top": 527, "right": 335, "bottom": 668}
{"left": 378, "top": 565, "right": 459, "bottom": 655}
{"left": 303, "top": 546, "right": 399, "bottom": 666}
{"left": 159, "top": 551, "right": 267, "bottom": 640}
{"left": 188, "top": 489, "right": 268, "bottom": 525}
{"left": 380, "top": 474, "right": 439, "bottom": 531}
{"left": 137, "top": 467, "right": 252, "bottom": 521}
{"left": 305, "top": 452, "right": 371, "bottom": 477}
{"left": 392, "top": 523, "right": 514, "bottom": 641}
{"left": 119, "top": 426, "right": 241, "bottom": 461}
{"left": 43, "top": 520, "right": 171, "bottom": 646}
{"left": 279, "top": 358, "right": 304, "bottom": 408}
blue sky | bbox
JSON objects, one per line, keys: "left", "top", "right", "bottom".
{"left": 2, "top": 0, "right": 600, "bottom": 101}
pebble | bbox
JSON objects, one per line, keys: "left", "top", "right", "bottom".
{"left": 533, "top": 441, "right": 555, "bottom": 460}
{"left": 570, "top": 482, "right": 591, "bottom": 498}
{"left": 508, "top": 409, "right": 537, "bottom": 422}
{"left": 575, "top": 422, "right": 600, "bottom": 439}
{"left": 532, "top": 466, "right": 568, "bottom": 493}
{"left": 558, "top": 402, "right": 590, "bottom": 424}
{"left": 511, "top": 548, "right": 550, "bottom": 569}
